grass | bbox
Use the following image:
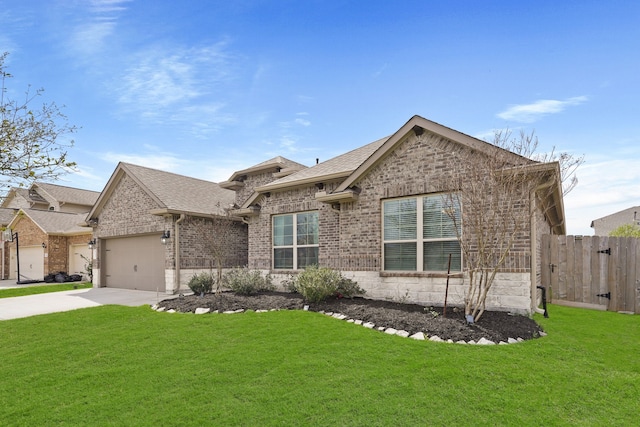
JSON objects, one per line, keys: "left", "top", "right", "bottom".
{"left": 0, "top": 304, "right": 638, "bottom": 426}
{"left": 0, "top": 282, "right": 93, "bottom": 298}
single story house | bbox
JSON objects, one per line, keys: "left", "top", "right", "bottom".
{"left": 85, "top": 162, "right": 248, "bottom": 292}
{"left": 222, "top": 115, "right": 565, "bottom": 314}
{"left": 590, "top": 206, "right": 640, "bottom": 236}
{"left": 0, "top": 183, "right": 100, "bottom": 281}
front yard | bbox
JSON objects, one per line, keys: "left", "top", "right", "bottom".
{"left": 0, "top": 304, "right": 637, "bottom": 425}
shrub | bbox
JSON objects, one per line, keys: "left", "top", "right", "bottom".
{"left": 293, "top": 265, "right": 365, "bottom": 303}
{"left": 187, "top": 272, "right": 214, "bottom": 296}
{"left": 222, "top": 267, "right": 274, "bottom": 295}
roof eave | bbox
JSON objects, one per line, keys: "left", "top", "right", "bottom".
{"left": 148, "top": 208, "right": 239, "bottom": 220}
{"left": 256, "top": 171, "right": 351, "bottom": 193}
{"left": 315, "top": 189, "right": 359, "bottom": 203}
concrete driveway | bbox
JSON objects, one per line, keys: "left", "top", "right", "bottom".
{"left": 0, "top": 286, "right": 174, "bottom": 320}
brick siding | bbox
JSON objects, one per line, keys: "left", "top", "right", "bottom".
{"left": 243, "top": 131, "right": 553, "bottom": 313}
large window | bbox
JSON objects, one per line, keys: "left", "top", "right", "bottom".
{"left": 383, "top": 194, "right": 461, "bottom": 272}
{"left": 273, "top": 211, "right": 319, "bottom": 269}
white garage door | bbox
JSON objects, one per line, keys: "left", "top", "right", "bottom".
{"left": 9, "top": 246, "right": 45, "bottom": 281}
{"left": 103, "top": 234, "right": 165, "bottom": 291}
{"left": 69, "top": 244, "right": 92, "bottom": 278}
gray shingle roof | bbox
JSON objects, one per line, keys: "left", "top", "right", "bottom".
{"left": 34, "top": 183, "right": 100, "bottom": 206}
{"left": 225, "top": 156, "right": 308, "bottom": 183}
{"left": 0, "top": 207, "right": 16, "bottom": 225}
{"left": 260, "top": 136, "right": 389, "bottom": 189}
{"left": 120, "top": 163, "right": 235, "bottom": 216}
{"left": 20, "top": 209, "right": 90, "bottom": 234}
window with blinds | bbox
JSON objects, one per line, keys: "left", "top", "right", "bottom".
{"left": 273, "top": 211, "right": 319, "bottom": 269}
{"left": 383, "top": 194, "right": 461, "bottom": 271}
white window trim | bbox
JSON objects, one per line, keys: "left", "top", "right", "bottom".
{"left": 382, "top": 194, "right": 461, "bottom": 272}
{"left": 272, "top": 211, "right": 319, "bottom": 270}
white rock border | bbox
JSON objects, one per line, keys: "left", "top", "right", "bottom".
{"left": 150, "top": 304, "right": 546, "bottom": 345}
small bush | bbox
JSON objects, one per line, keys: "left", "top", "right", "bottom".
{"left": 187, "top": 272, "right": 214, "bottom": 296}
{"left": 223, "top": 267, "right": 274, "bottom": 295}
{"left": 293, "top": 265, "right": 365, "bottom": 303}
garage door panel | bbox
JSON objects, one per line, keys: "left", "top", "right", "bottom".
{"left": 104, "top": 234, "right": 165, "bottom": 291}
{"left": 9, "top": 246, "right": 44, "bottom": 281}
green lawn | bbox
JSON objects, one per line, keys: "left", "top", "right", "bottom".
{"left": 0, "top": 304, "right": 637, "bottom": 426}
{"left": 0, "top": 282, "right": 93, "bottom": 298}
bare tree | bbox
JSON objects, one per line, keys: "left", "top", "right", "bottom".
{"left": 445, "top": 130, "right": 583, "bottom": 321}
{"left": 203, "top": 216, "right": 231, "bottom": 294}
{"left": 1, "top": 52, "right": 77, "bottom": 195}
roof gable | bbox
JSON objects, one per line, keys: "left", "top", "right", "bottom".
{"left": 88, "top": 163, "right": 236, "bottom": 220}
{"left": 33, "top": 183, "right": 100, "bottom": 207}
{"left": 334, "top": 115, "right": 533, "bottom": 193}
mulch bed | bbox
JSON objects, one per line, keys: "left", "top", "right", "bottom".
{"left": 157, "top": 291, "right": 544, "bottom": 343}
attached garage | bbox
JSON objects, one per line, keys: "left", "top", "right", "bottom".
{"left": 103, "top": 234, "right": 165, "bottom": 291}
{"left": 9, "top": 246, "right": 45, "bottom": 281}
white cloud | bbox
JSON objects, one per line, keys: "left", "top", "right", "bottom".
{"left": 69, "top": 0, "right": 131, "bottom": 55}
{"left": 114, "top": 41, "right": 237, "bottom": 137}
{"left": 497, "top": 96, "right": 588, "bottom": 123}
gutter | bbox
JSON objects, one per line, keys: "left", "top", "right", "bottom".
{"left": 174, "top": 214, "right": 185, "bottom": 293}
{"left": 530, "top": 179, "right": 555, "bottom": 315}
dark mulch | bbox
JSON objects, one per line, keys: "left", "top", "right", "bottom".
{"left": 157, "top": 291, "right": 544, "bottom": 343}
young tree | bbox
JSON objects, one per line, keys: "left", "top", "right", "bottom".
{"left": 610, "top": 223, "right": 640, "bottom": 238}
{"left": 0, "top": 52, "right": 77, "bottom": 195}
{"left": 444, "top": 130, "right": 583, "bottom": 321}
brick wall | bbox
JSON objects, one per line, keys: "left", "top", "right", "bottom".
{"left": 245, "top": 130, "right": 552, "bottom": 313}
{"left": 92, "top": 172, "right": 248, "bottom": 291}
{"left": 95, "top": 174, "right": 167, "bottom": 239}
{"left": 178, "top": 215, "right": 247, "bottom": 269}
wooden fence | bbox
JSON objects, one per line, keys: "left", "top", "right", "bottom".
{"left": 541, "top": 235, "right": 640, "bottom": 313}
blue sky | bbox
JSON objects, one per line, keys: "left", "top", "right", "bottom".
{"left": 1, "top": 0, "right": 639, "bottom": 235}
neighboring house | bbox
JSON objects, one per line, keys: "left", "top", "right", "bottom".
{"left": 223, "top": 115, "right": 564, "bottom": 314}
{"left": 590, "top": 206, "right": 640, "bottom": 236}
{"left": 0, "top": 183, "right": 100, "bottom": 281}
{"left": 1, "top": 182, "right": 99, "bottom": 213}
{"left": 86, "top": 162, "right": 248, "bottom": 292}
{"left": 6, "top": 209, "right": 93, "bottom": 281}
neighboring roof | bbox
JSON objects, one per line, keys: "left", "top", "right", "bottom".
{"left": 590, "top": 206, "right": 640, "bottom": 228}
{"left": 0, "top": 207, "right": 16, "bottom": 225}
{"left": 1, "top": 183, "right": 99, "bottom": 209}
{"left": 0, "top": 188, "right": 32, "bottom": 209}
{"left": 8, "top": 209, "right": 90, "bottom": 235}
{"left": 88, "top": 162, "right": 236, "bottom": 220}
{"left": 34, "top": 183, "right": 100, "bottom": 207}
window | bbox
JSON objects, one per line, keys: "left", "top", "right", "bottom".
{"left": 273, "top": 211, "right": 319, "bottom": 269}
{"left": 383, "top": 194, "right": 461, "bottom": 272}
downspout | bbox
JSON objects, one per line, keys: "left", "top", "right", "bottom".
{"left": 530, "top": 179, "right": 555, "bottom": 315}
{"left": 173, "top": 214, "right": 186, "bottom": 293}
